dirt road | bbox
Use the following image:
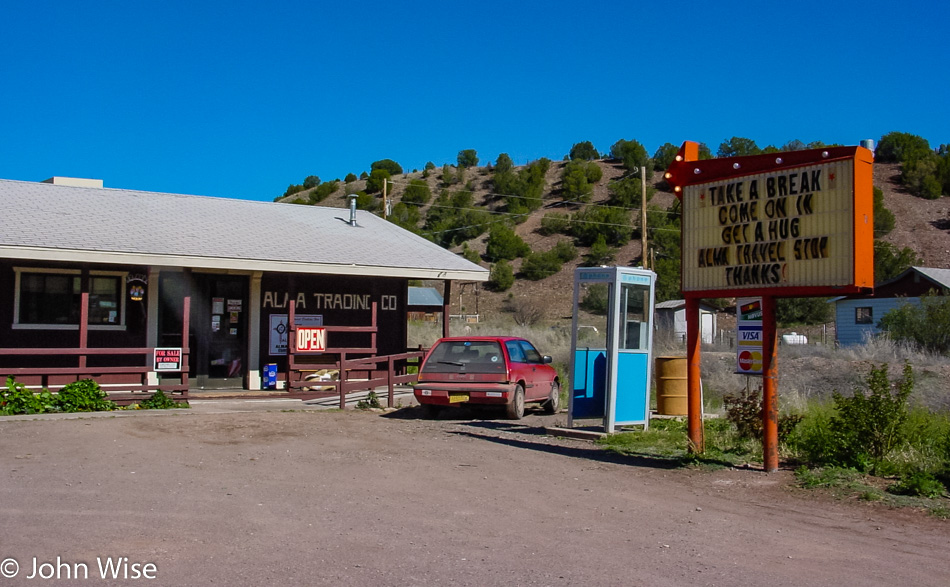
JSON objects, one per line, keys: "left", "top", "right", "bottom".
{"left": 1, "top": 403, "right": 948, "bottom": 586}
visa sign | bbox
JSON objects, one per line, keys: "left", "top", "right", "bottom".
{"left": 296, "top": 327, "right": 327, "bottom": 352}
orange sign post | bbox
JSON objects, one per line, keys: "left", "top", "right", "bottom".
{"left": 666, "top": 142, "right": 874, "bottom": 471}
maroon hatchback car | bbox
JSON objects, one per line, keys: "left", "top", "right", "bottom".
{"left": 413, "top": 336, "right": 560, "bottom": 420}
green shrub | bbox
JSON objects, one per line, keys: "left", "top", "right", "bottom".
{"left": 1, "top": 376, "right": 57, "bottom": 415}
{"left": 55, "top": 379, "right": 115, "bottom": 412}
{"left": 579, "top": 283, "right": 608, "bottom": 314}
{"left": 140, "top": 389, "right": 186, "bottom": 410}
{"left": 520, "top": 251, "right": 562, "bottom": 280}
{"left": 569, "top": 206, "right": 632, "bottom": 246}
{"left": 485, "top": 224, "right": 530, "bottom": 261}
{"left": 569, "top": 141, "right": 599, "bottom": 161}
{"left": 402, "top": 179, "right": 432, "bottom": 205}
{"left": 488, "top": 260, "right": 515, "bottom": 292}
{"left": 370, "top": 159, "right": 403, "bottom": 175}
{"left": 538, "top": 213, "right": 569, "bottom": 236}
{"left": 878, "top": 293, "right": 950, "bottom": 354}
{"left": 888, "top": 470, "right": 945, "bottom": 498}
{"left": 356, "top": 391, "right": 382, "bottom": 410}
{"left": 582, "top": 234, "right": 615, "bottom": 266}
{"left": 825, "top": 363, "right": 914, "bottom": 471}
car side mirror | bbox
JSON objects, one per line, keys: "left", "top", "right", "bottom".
{"left": 542, "top": 355, "right": 552, "bottom": 364}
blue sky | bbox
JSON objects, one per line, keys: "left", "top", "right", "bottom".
{"left": 2, "top": 1, "right": 948, "bottom": 202}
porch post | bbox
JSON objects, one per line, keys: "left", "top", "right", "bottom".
{"left": 442, "top": 280, "right": 452, "bottom": 338}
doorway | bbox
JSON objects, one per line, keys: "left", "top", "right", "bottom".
{"left": 158, "top": 272, "right": 249, "bottom": 389}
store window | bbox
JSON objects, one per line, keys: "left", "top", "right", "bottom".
{"left": 855, "top": 306, "right": 873, "bottom": 325}
{"left": 14, "top": 268, "right": 126, "bottom": 329}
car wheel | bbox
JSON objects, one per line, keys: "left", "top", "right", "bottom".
{"left": 420, "top": 404, "right": 441, "bottom": 420}
{"left": 505, "top": 384, "right": 525, "bottom": 420}
{"left": 542, "top": 381, "right": 560, "bottom": 414}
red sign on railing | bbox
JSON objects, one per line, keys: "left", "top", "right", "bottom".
{"left": 296, "top": 327, "right": 327, "bottom": 352}
{"left": 154, "top": 347, "right": 183, "bottom": 371}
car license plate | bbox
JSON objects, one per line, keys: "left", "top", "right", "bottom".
{"left": 448, "top": 393, "right": 469, "bottom": 403}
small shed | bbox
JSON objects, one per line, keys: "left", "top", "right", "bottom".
{"left": 654, "top": 299, "right": 718, "bottom": 344}
{"left": 833, "top": 266, "right": 950, "bottom": 346}
{"left": 408, "top": 287, "right": 443, "bottom": 322}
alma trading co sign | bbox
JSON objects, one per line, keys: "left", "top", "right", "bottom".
{"left": 668, "top": 144, "right": 874, "bottom": 297}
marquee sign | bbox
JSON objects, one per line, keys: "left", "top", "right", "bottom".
{"left": 666, "top": 143, "right": 874, "bottom": 297}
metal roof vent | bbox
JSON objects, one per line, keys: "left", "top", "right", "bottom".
{"left": 347, "top": 195, "right": 358, "bottom": 226}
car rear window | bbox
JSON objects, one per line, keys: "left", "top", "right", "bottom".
{"left": 421, "top": 340, "right": 506, "bottom": 374}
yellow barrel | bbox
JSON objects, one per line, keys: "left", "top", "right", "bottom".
{"left": 654, "top": 356, "right": 688, "bottom": 416}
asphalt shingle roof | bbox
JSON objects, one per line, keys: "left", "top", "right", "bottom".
{"left": 0, "top": 179, "right": 488, "bottom": 280}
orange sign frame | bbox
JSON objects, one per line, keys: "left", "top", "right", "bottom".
{"left": 666, "top": 142, "right": 874, "bottom": 298}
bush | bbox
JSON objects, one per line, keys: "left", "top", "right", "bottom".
{"left": 560, "top": 160, "right": 602, "bottom": 202}
{"left": 580, "top": 283, "right": 608, "bottom": 314}
{"left": 538, "top": 213, "right": 569, "bottom": 236}
{"left": 356, "top": 391, "right": 382, "bottom": 410}
{"left": 309, "top": 180, "right": 339, "bottom": 204}
{"left": 873, "top": 187, "right": 895, "bottom": 237}
{"left": 401, "top": 179, "right": 432, "bottom": 205}
{"left": 827, "top": 363, "right": 914, "bottom": 471}
{"left": 582, "top": 234, "right": 616, "bottom": 267}
{"left": 873, "top": 240, "right": 921, "bottom": 283}
{"left": 460, "top": 242, "right": 481, "bottom": 264}
{"left": 722, "top": 386, "right": 803, "bottom": 443}
{"left": 354, "top": 192, "right": 378, "bottom": 211}
{"left": 569, "top": 141, "right": 599, "bottom": 161}
{"left": 485, "top": 224, "right": 530, "bottom": 262}
{"left": 365, "top": 169, "right": 391, "bottom": 194}
{"left": 389, "top": 202, "right": 422, "bottom": 232}
{"left": 717, "top": 136, "right": 762, "bottom": 158}
{"left": 609, "top": 139, "right": 651, "bottom": 174}
{"left": 55, "top": 379, "right": 115, "bottom": 412}
{"left": 344, "top": 173, "right": 357, "bottom": 184}
{"left": 505, "top": 297, "right": 544, "bottom": 326}
{"left": 652, "top": 143, "right": 679, "bottom": 171}
{"left": 888, "top": 470, "right": 945, "bottom": 498}
{"left": 457, "top": 149, "right": 479, "bottom": 169}
{"left": 878, "top": 293, "right": 950, "bottom": 354}
{"left": 876, "top": 131, "right": 931, "bottom": 164}
{"left": 370, "top": 159, "right": 403, "bottom": 175}
{"left": 569, "top": 206, "right": 632, "bottom": 246}
{"left": 551, "top": 240, "right": 576, "bottom": 262}
{"left": 775, "top": 297, "right": 832, "bottom": 326}
{"left": 607, "top": 176, "right": 654, "bottom": 209}
{"left": 494, "top": 153, "right": 514, "bottom": 174}
{"left": 303, "top": 175, "right": 321, "bottom": 189}
{"left": 1, "top": 376, "right": 56, "bottom": 415}
{"left": 140, "top": 389, "right": 187, "bottom": 409}
{"left": 520, "top": 249, "right": 563, "bottom": 280}
{"left": 488, "top": 260, "right": 515, "bottom": 291}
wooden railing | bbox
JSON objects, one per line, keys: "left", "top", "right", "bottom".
{"left": 284, "top": 301, "right": 424, "bottom": 407}
{"left": 0, "top": 296, "right": 190, "bottom": 403}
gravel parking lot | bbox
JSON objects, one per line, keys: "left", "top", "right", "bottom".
{"left": 1, "top": 400, "right": 948, "bottom": 586}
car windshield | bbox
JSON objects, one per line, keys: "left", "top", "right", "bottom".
{"left": 422, "top": 340, "right": 506, "bottom": 374}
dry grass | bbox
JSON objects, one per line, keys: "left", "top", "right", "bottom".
{"left": 412, "top": 320, "right": 950, "bottom": 413}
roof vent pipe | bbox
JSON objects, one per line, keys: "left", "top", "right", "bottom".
{"left": 347, "top": 195, "right": 358, "bottom": 226}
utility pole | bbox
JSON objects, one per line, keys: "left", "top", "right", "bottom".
{"left": 640, "top": 166, "right": 648, "bottom": 269}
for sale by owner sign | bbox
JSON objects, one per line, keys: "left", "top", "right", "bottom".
{"left": 154, "top": 348, "right": 182, "bottom": 372}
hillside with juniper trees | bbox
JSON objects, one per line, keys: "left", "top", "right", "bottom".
{"left": 277, "top": 133, "right": 950, "bottom": 325}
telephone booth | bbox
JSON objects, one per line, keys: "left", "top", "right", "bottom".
{"left": 568, "top": 267, "right": 656, "bottom": 433}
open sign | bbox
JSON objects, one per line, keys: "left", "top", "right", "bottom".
{"left": 295, "top": 327, "right": 327, "bottom": 352}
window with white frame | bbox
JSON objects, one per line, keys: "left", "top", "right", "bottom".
{"left": 14, "top": 268, "right": 126, "bottom": 329}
